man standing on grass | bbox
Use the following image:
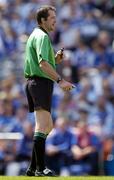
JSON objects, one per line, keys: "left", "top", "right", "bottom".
{"left": 24, "top": 5, "right": 74, "bottom": 176}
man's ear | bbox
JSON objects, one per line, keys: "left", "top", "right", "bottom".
{"left": 41, "top": 17, "right": 45, "bottom": 24}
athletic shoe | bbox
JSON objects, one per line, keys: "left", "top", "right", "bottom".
{"left": 26, "top": 168, "right": 35, "bottom": 176}
{"left": 35, "top": 167, "right": 56, "bottom": 176}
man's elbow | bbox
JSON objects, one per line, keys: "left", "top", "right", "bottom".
{"left": 39, "top": 60, "right": 47, "bottom": 68}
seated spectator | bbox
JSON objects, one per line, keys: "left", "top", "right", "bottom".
{"left": 71, "top": 120, "right": 101, "bottom": 175}
{"left": 108, "top": 69, "right": 114, "bottom": 93}
{"left": 88, "top": 94, "right": 114, "bottom": 138}
{"left": 1, "top": 139, "right": 17, "bottom": 176}
{"left": 45, "top": 117, "right": 77, "bottom": 175}
{"left": 11, "top": 104, "right": 30, "bottom": 133}
{"left": 6, "top": 121, "right": 33, "bottom": 176}
{"left": 71, "top": 36, "right": 96, "bottom": 80}
{"left": 59, "top": 0, "right": 83, "bottom": 22}
{"left": 59, "top": 18, "right": 79, "bottom": 49}
{"left": 57, "top": 91, "right": 77, "bottom": 119}
{"left": 80, "top": 10, "right": 99, "bottom": 39}
{"left": 91, "top": 31, "right": 114, "bottom": 77}
{"left": 103, "top": 136, "right": 114, "bottom": 176}
{"left": 0, "top": 140, "right": 6, "bottom": 175}
{"left": 16, "top": 121, "right": 33, "bottom": 163}
{"left": 0, "top": 98, "right": 15, "bottom": 132}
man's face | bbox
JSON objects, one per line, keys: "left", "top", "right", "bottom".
{"left": 44, "top": 10, "right": 56, "bottom": 32}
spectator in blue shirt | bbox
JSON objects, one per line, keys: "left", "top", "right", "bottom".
{"left": 45, "top": 117, "right": 77, "bottom": 175}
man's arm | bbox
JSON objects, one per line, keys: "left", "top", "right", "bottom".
{"left": 39, "top": 60, "right": 75, "bottom": 91}
{"left": 39, "top": 60, "right": 60, "bottom": 82}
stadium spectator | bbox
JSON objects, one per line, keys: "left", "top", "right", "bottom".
{"left": 71, "top": 120, "right": 101, "bottom": 175}
{"left": 88, "top": 94, "right": 114, "bottom": 138}
{"left": 45, "top": 117, "right": 77, "bottom": 175}
{"left": 103, "top": 136, "right": 114, "bottom": 176}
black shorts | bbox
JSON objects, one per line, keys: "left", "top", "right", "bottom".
{"left": 25, "top": 76, "right": 54, "bottom": 112}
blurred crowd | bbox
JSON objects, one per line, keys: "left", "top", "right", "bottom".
{"left": 0, "top": 0, "right": 114, "bottom": 176}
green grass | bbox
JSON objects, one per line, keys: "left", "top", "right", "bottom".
{"left": 0, "top": 176, "right": 114, "bottom": 180}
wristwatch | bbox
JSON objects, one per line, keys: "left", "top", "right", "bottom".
{"left": 56, "top": 76, "right": 62, "bottom": 83}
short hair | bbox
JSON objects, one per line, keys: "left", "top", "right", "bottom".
{"left": 36, "top": 5, "right": 56, "bottom": 25}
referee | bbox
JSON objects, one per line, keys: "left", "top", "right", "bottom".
{"left": 24, "top": 5, "right": 74, "bottom": 176}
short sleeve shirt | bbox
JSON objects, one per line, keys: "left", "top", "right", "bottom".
{"left": 24, "top": 28, "right": 56, "bottom": 80}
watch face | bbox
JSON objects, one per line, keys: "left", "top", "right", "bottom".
{"left": 57, "top": 76, "right": 62, "bottom": 83}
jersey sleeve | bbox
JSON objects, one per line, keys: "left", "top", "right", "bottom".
{"left": 36, "top": 34, "right": 50, "bottom": 63}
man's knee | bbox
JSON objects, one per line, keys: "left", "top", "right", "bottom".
{"left": 34, "top": 109, "right": 53, "bottom": 133}
{"left": 47, "top": 122, "right": 53, "bottom": 133}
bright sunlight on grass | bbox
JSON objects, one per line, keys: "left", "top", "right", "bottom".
{"left": 0, "top": 176, "right": 114, "bottom": 180}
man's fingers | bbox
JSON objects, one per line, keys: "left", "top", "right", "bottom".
{"left": 63, "top": 86, "right": 75, "bottom": 91}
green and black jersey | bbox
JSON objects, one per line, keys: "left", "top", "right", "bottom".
{"left": 24, "top": 27, "right": 56, "bottom": 80}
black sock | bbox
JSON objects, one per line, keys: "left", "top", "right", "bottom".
{"left": 33, "top": 132, "right": 47, "bottom": 172}
{"left": 29, "top": 145, "right": 36, "bottom": 171}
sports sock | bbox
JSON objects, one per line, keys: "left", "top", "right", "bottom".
{"left": 29, "top": 145, "right": 36, "bottom": 171}
{"left": 33, "top": 132, "right": 47, "bottom": 171}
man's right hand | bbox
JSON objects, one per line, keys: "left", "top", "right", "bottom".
{"left": 58, "top": 79, "right": 75, "bottom": 91}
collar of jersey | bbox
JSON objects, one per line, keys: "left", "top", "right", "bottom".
{"left": 38, "top": 26, "right": 49, "bottom": 35}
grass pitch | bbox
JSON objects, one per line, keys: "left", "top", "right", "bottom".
{"left": 0, "top": 176, "right": 114, "bottom": 180}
